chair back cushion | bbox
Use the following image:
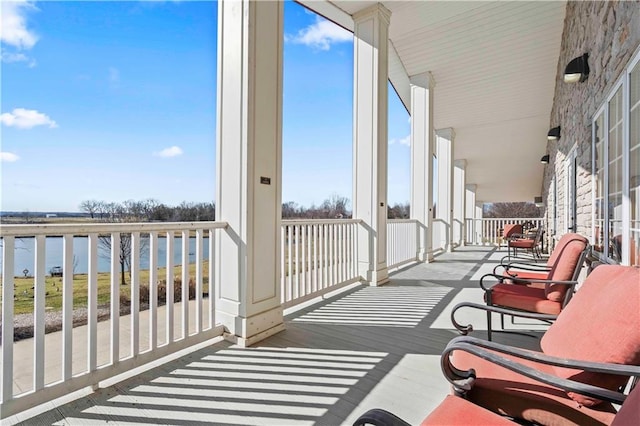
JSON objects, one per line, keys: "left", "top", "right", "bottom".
{"left": 544, "top": 233, "right": 588, "bottom": 302}
{"left": 503, "top": 224, "right": 523, "bottom": 238}
{"left": 540, "top": 265, "right": 640, "bottom": 406}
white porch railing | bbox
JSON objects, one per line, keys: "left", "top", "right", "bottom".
{"left": 280, "top": 219, "right": 360, "bottom": 309}
{"left": 387, "top": 219, "right": 419, "bottom": 269}
{"left": 464, "top": 218, "right": 545, "bottom": 246}
{"left": 3, "top": 216, "right": 479, "bottom": 418}
{"left": 0, "top": 221, "right": 226, "bottom": 419}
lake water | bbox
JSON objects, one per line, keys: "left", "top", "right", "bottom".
{"left": 0, "top": 236, "right": 210, "bottom": 277}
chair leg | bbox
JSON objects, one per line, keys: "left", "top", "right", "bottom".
{"left": 486, "top": 291, "right": 496, "bottom": 341}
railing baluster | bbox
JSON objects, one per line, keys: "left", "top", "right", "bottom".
{"left": 181, "top": 230, "right": 189, "bottom": 339}
{"left": 340, "top": 224, "right": 346, "bottom": 283}
{"left": 149, "top": 231, "right": 158, "bottom": 350}
{"left": 110, "top": 232, "right": 120, "bottom": 364}
{"left": 287, "top": 225, "right": 293, "bottom": 303}
{"left": 307, "top": 224, "right": 312, "bottom": 296}
{"left": 301, "top": 224, "right": 306, "bottom": 297}
{"left": 62, "top": 235, "right": 73, "bottom": 381}
{"left": 88, "top": 233, "right": 98, "bottom": 372}
{"left": 323, "top": 224, "right": 328, "bottom": 289}
{"left": 195, "top": 229, "right": 203, "bottom": 334}
{"left": 34, "top": 235, "right": 46, "bottom": 390}
{"left": 280, "top": 226, "right": 285, "bottom": 304}
{"left": 166, "top": 231, "right": 174, "bottom": 345}
{"left": 131, "top": 232, "right": 140, "bottom": 356}
{"left": 294, "top": 226, "right": 300, "bottom": 300}
{"left": 313, "top": 224, "right": 319, "bottom": 292}
{"left": 209, "top": 229, "right": 215, "bottom": 328}
{"left": 1, "top": 236, "right": 15, "bottom": 403}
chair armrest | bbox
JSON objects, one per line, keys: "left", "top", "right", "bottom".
{"left": 508, "top": 233, "right": 529, "bottom": 240}
{"left": 479, "top": 273, "right": 577, "bottom": 291}
{"left": 450, "top": 302, "right": 558, "bottom": 334}
{"left": 352, "top": 408, "right": 412, "bottom": 426}
{"left": 494, "top": 261, "right": 550, "bottom": 275}
{"left": 441, "top": 336, "right": 640, "bottom": 404}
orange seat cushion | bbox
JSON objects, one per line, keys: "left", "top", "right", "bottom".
{"left": 421, "top": 395, "right": 515, "bottom": 425}
{"left": 452, "top": 350, "right": 617, "bottom": 426}
{"left": 506, "top": 270, "right": 549, "bottom": 281}
{"left": 541, "top": 265, "right": 640, "bottom": 407}
{"left": 509, "top": 239, "right": 535, "bottom": 248}
{"left": 490, "top": 283, "right": 563, "bottom": 315}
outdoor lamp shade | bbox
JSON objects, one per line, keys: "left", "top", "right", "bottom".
{"left": 540, "top": 154, "right": 550, "bottom": 164}
{"left": 564, "top": 53, "right": 589, "bottom": 83}
{"left": 547, "top": 126, "right": 561, "bottom": 140}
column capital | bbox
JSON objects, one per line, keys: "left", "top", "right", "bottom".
{"left": 353, "top": 3, "right": 391, "bottom": 24}
{"left": 436, "top": 127, "right": 456, "bottom": 141}
{"left": 454, "top": 159, "right": 467, "bottom": 168}
{"left": 410, "top": 72, "right": 436, "bottom": 90}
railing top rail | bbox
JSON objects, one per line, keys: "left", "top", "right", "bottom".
{"left": 281, "top": 219, "right": 363, "bottom": 226}
{"left": 0, "top": 221, "right": 228, "bottom": 237}
{"left": 387, "top": 219, "right": 418, "bottom": 224}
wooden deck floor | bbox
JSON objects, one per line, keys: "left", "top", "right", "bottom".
{"left": 13, "top": 246, "right": 547, "bottom": 425}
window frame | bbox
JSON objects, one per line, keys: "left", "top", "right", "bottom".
{"left": 591, "top": 46, "right": 640, "bottom": 265}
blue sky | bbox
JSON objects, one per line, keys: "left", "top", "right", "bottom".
{"left": 1, "top": 0, "right": 410, "bottom": 212}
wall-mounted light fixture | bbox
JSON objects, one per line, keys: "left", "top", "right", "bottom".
{"left": 547, "top": 126, "right": 561, "bottom": 141}
{"left": 564, "top": 53, "right": 589, "bottom": 83}
{"left": 534, "top": 196, "right": 544, "bottom": 208}
{"left": 540, "top": 154, "right": 550, "bottom": 164}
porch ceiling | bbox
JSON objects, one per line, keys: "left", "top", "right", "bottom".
{"left": 313, "top": 1, "right": 567, "bottom": 203}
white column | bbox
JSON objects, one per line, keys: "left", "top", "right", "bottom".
{"left": 435, "top": 128, "right": 455, "bottom": 252}
{"left": 410, "top": 72, "right": 435, "bottom": 262}
{"left": 453, "top": 159, "right": 466, "bottom": 248}
{"left": 475, "top": 201, "right": 484, "bottom": 245}
{"left": 465, "top": 184, "right": 477, "bottom": 245}
{"left": 215, "top": 0, "right": 284, "bottom": 347}
{"left": 353, "top": 4, "right": 391, "bottom": 286}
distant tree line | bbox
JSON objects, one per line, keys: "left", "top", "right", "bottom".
{"left": 79, "top": 199, "right": 215, "bottom": 222}
{"left": 281, "top": 194, "right": 410, "bottom": 220}
{"left": 80, "top": 196, "right": 411, "bottom": 222}
{"left": 483, "top": 202, "right": 541, "bottom": 218}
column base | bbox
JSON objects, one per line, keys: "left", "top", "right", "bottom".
{"left": 418, "top": 251, "right": 435, "bottom": 263}
{"left": 218, "top": 305, "right": 285, "bottom": 347}
{"left": 369, "top": 267, "right": 389, "bottom": 286}
{"left": 224, "top": 322, "right": 286, "bottom": 348}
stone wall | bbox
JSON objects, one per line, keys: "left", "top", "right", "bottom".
{"left": 542, "top": 1, "right": 640, "bottom": 249}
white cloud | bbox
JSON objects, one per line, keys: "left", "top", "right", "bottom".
{"left": 0, "top": 108, "right": 58, "bottom": 129}
{"left": 389, "top": 135, "right": 410, "bottom": 147}
{"left": 1, "top": 1, "right": 38, "bottom": 50}
{"left": 0, "top": 50, "right": 36, "bottom": 67}
{"left": 286, "top": 17, "right": 352, "bottom": 51}
{"left": 0, "top": 152, "right": 20, "bottom": 162}
{"left": 154, "top": 146, "right": 183, "bottom": 158}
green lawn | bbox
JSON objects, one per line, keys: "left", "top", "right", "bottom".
{"left": 2, "top": 262, "right": 210, "bottom": 315}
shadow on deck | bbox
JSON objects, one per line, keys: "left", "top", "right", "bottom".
{"left": 14, "top": 246, "right": 547, "bottom": 425}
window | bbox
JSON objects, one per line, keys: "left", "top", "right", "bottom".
{"left": 608, "top": 87, "right": 624, "bottom": 262}
{"left": 592, "top": 49, "right": 640, "bottom": 266}
{"left": 630, "top": 59, "right": 640, "bottom": 266}
{"left": 593, "top": 112, "right": 606, "bottom": 255}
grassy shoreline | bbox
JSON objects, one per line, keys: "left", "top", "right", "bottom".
{"left": 2, "top": 261, "right": 209, "bottom": 315}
